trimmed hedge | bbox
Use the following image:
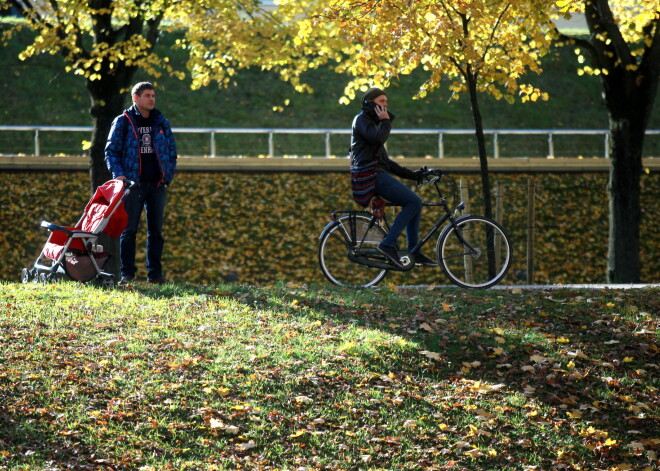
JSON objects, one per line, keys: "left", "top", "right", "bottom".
{"left": 3, "top": 171, "right": 658, "bottom": 284}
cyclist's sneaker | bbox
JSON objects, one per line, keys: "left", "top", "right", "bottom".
{"left": 377, "top": 243, "right": 403, "bottom": 267}
{"left": 414, "top": 253, "right": 438, "bottom": 267}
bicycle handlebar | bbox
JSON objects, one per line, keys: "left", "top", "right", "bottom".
{"left": 417, "top": 167, "right": 444, "bottom": 185}
{"left": 424, "top": 168, "right": 444, "bottom": 177}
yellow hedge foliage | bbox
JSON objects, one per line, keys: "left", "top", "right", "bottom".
{"left": 2, "top": 171, "right": 658, "bottom": 284}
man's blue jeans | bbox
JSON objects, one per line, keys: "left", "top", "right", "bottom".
{"left": 120, "top": 182, "right": 167, "bottom": 281}
{"left": 375, "top": 172, "right": 422, "bottom": 251}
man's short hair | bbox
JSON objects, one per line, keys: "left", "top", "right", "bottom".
{"left": 131, "top": 82, "right": 155, "bottom": 98}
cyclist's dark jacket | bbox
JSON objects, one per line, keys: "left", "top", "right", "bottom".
{"left": 350, "top": 104, "right": 416, "bottom": 206}
{"left": 105, "top": 105, "right": 177, "bottom": 186}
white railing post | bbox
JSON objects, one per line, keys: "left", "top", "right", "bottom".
{"left": 268, "top": 132, "right": 274, "bottom": 158}
{"left": 210, "top": 131, "right": 216, "bottom": 158}
{"left": 34, "top": 129, "right": 40, "bottom": 157}
{"left": 605, "top": 133, "right": 610, "bottom": 159}
{"left": 548, "top": 133, "right": 554, "bottom": 158}
{"left": 493, "top": 132, "right": 499, "bottom": 159}
{"left": 438, "top": 132, "right": 444, "bottom": 159}
{"left": 325, "top": 132, "right": 331, "bottom": 158}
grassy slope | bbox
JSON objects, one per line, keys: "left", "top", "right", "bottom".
{"left": 4, "top": 23, "right": 658, "bottom": 132}
{"left": 3, "top": 24, "right": 659, "bottom": 158}
{"left": 1, "top": 281, "right": 658, "bottom": 470}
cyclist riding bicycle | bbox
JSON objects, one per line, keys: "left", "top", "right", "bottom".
{"left": 349, "top": 87, "right": 436, "bottom": 267}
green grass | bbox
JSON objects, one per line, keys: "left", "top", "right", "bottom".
{"left": 1, "top": 281, "right": 658, "bottom": 470}
{"left": 2, "top": 20, "right": 659, "bottom": 158}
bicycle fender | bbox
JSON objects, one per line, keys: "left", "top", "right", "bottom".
{"left": 319, "top": 212, "right": 374, "bottom": 241}
{"left": 319, "top": 219, "right": 340, "bottom": 240}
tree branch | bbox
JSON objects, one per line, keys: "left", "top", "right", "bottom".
{"left": 636, "top": 12, "right": 660, "bottom": 128}
{"left": 480, "top": 2, "right": 512, "bottom": 65}
{"left": 552, "top": 23, "right": 600, "bottom": 69}
{"left": 437, "top": 0, "right": 458, "bottom": 27}
{"left": 146, "top": 14, "right": 164, "bottom": 51}
{"left": 639, "top": 11, "right": 660, "bottom": 78}
{"left": 586, "top": 0, "right": 633, "bottom": 68}
{"left": 88, "top": 0, "right": 114, "bottom": 45}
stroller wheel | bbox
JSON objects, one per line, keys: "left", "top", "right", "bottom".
{"left": 21, "top": 268, "right": 33, "bottom": 284}
{"left": 99, "top": 277, "right": 115, "bottom": 289}
{"left": 38, "top": 272, "right": 51, "bottom": 284}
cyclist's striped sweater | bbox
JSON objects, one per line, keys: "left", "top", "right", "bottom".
{"left": 350, "top": 161, "right": 378, "bottom": 207}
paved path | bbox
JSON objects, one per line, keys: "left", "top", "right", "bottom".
{"left": 493, "top": 284, "right": 659, "bottom": 290}
{"left": 404, "top": 284, "right": 659, "bottom": 290}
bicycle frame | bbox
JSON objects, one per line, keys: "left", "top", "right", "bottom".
{"left": 385, "top": 177, "right": 472, "bottom": 256}
{"left": 321, "top": 176, "right": 477, "bottom": 270}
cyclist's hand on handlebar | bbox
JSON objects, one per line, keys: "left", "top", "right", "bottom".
{"left": 424, "top": 167, "right": 444, "bottom": 178}
{"left": 413, "top": 166, "right": 428, "bottom": 184}
{"left": 415, "top": 167, "right": 444, "bottom": 184}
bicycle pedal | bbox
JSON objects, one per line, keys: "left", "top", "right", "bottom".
{"left": 397, "top": 253, "right": 414, "bottom": 268}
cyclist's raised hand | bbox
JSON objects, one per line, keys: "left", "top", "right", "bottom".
{"left": 375, "top": 104, "right": 390, "bottom": 120}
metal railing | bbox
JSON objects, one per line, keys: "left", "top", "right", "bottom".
{"left": 1, "top": 125, "right": 658, "bottom": 159}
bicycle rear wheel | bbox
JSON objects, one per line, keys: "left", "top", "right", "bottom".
{"left": 318, "top": 215, "right": 388, "bottom": 288}
{"left": 437, "top": 216, "right": 512, "bottom": 289}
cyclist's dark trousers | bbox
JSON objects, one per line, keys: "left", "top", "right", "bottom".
{"left": 120, "top": 181, "right": 167, "bottom": 281}
{"left": 376, "top": 172, "right": 422, "bottom": 251}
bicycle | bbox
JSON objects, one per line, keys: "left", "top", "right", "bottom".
{"left": 318, "top": 169, "right": 512, "bottom": 289}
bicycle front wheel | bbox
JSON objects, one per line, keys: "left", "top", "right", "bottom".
{"left": 437, "top": 216, "right": 512, "bottom": 289}
{"left": 318, "top": 215, "right": 388, "bottom": 288}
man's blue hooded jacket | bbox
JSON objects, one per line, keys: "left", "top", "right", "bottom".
{"left": 105, "top": 105, "right": 177, "bottom": 185}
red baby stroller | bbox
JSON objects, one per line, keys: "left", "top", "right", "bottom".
{"left": 22, "top": 179, "right": 133, "bottom": 288}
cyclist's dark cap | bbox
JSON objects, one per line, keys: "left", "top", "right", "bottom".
{"left": 362, "top": 87, "right": 386, "bottom": 104}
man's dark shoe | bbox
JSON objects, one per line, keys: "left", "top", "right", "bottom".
{"left": 148, "top": 277, "right": 168, "bottom": 284}
{"left": 377, "top": 243, "right": 403, "bottom": 267}
{"left": 118, "top": 276, "right": 134, "bottom": 286}
{"left": 414, "top": 253, "right": 438, "bottom": 267}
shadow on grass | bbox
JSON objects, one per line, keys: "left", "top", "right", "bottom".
{"left": 2, "top": 281, "right": 657, "bottom": 469}
{"left": 255, "top": 283, "right": 659, "bottom": 467}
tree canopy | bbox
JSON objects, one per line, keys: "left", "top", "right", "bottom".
{"left": 0, "top": 0, "right": 281, "bottom": 189}
{"left": 237, "top": 0, "right": 562, "bottom": 221}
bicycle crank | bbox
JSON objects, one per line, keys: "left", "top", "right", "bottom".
{"left": 348, "top": 248, "right": 415, "bottom": 272}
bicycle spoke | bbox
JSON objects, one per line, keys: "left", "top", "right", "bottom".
{"left": 329, "top": 230, "right": 351, "bottom": 250}
{"left": 437, "top": 216, "right": 512, "bottom": 289}
{"left": 319, "top": 215, "right": 388, "bottom": 288}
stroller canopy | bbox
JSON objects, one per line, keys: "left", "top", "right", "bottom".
{"left": 81, "top": 179, "right": 128, "bottom": 238}
{"left": 42, "top": 179, "right": 128, "bottom": 262}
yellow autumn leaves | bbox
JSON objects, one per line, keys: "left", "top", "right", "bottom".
{"left": 4, "top": 0, "right": 657, "bottom": 106}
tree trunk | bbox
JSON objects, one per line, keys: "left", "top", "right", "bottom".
{"left": 466, "top": 71, "right": 498, "bottom": 279}
{"left": 87, "top": 78, "right": 132, "bottom": 192}
{"left": 466, "top": 71, "right": 493, "bottom": 220}
{"left": 579, "top": 0, "right": 660, "bottom": 282}
{"left": 607, "top": 117, "right": 644, "bottom": 283}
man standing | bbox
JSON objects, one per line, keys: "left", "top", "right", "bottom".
{"left": 105, "top": 82, "right": 177, "bottom": 284}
